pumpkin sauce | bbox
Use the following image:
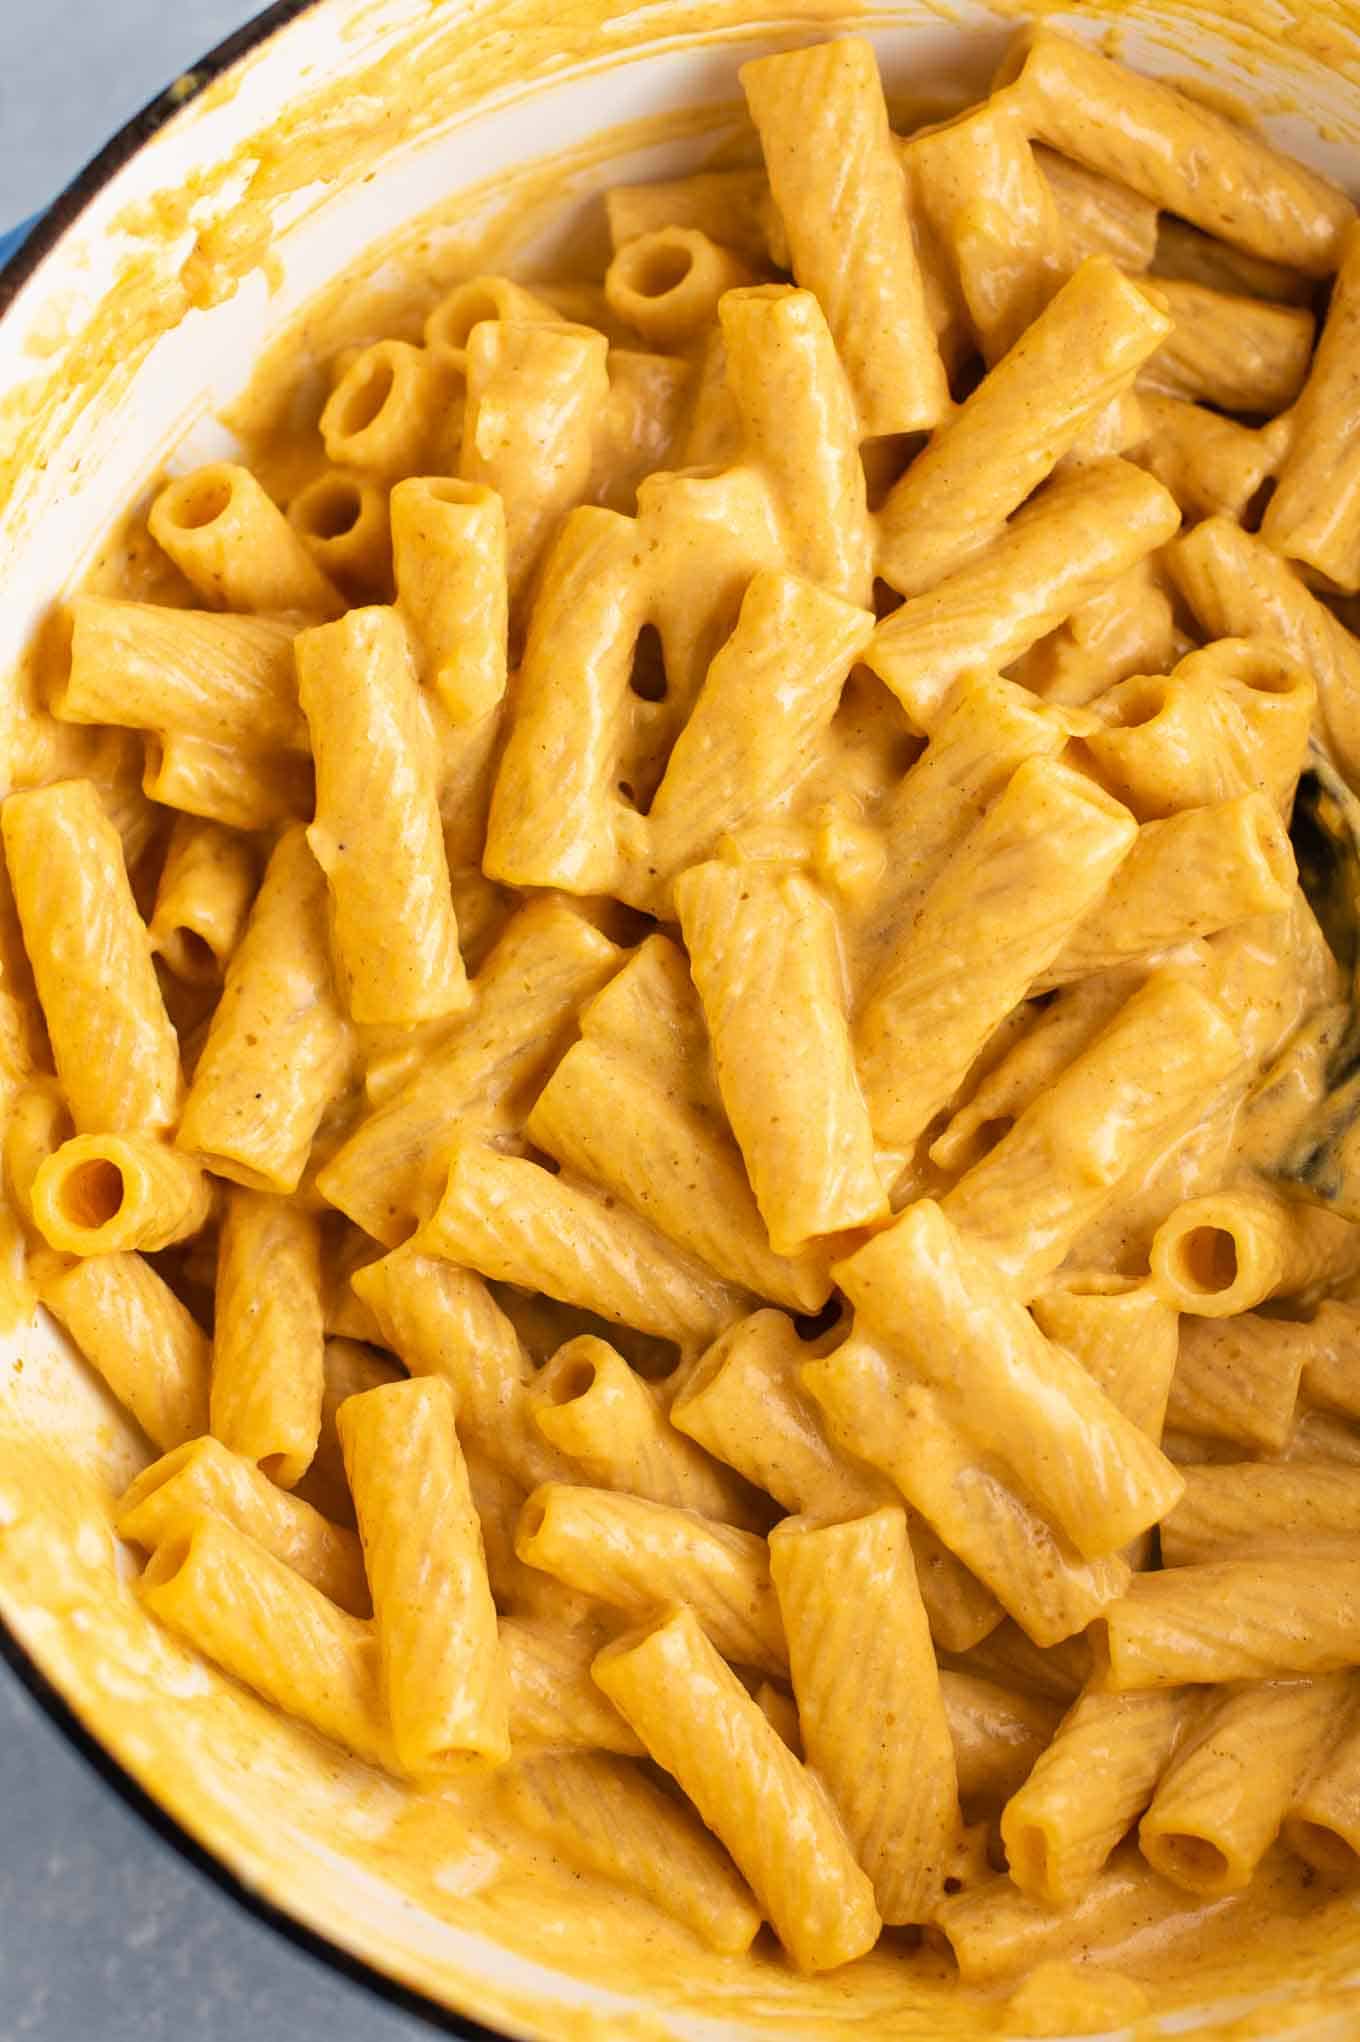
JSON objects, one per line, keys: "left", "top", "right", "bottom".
{"left": 5, "top": 3, "right": 1360, "bottom": 2037}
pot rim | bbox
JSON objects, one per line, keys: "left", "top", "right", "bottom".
{"left": 0, "top": 0, "right": 314, "bottom": 312}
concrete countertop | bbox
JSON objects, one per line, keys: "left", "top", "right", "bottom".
{"left": 1, "top": 6, "right": 464, "bottom": 2037}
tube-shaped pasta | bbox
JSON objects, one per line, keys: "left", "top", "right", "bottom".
{"left": 338, "top": 1376, "right": 508, "bottom": 1770}
{"left": 59, "top": 596, "right": 305, "bottom": 751}
{"left": 149, "top": 817, "right": 257, "bottom": 986}
{"left": 901, "top": 96, "right": 1069, "bottom": 366}
{"left": 529, "top": 1338, "right": 763, "bottom": 1528}
{"left": 941, "top": 977, "right": 1242, "bottom": 1298}
{"left": 4, "top": 1078, "right": 72, "bottom": 1230}
{"left": 1163, "top": 1312, "right": 1315, "bottom": 1453}
{"left": 298, "top": 1337, "right": 404, "bottom": 1528}
{"left": 1084, "top": 641, "right": 1315, "bottom": 819}
{"left": 941, "top": 1672, "right": 1061, "bottom": 1807}
{"left": 718, "top": 287, "right": 872, "bottom": 606}
{"left": 1284, "top": 1720, "right": 1360, "bottom": 1879}
{"left": 320, "top": 339, "right": 457, "bottom": 482}
{"left": 177, "top": 827, "right": 353, "bottom": 1194}
{"left": 604, "top": 228, "right": 755, "bottom": 345}
{"left": 875, "top": 258, "right": 1169, "bottom": 599}
{"left": 1035, "top": 146, "right": 1158, "bottom": 270}
{"left": 604, "top": 170, "right": 772, "bottom": 267}
{"left": 39, "top": 1253, "right": 210, "bottom": 1452}
{"left": 423, "top": 274, "right": 560, "bottom": 369}
{"left": 754, "top": 1681, "right": 802, "bottom": 1753}
{"left": 4, "top": 780, "right": 181, "bottom": 1133}
{"left": 677, "top": 860, "right": 885, "bottom": 1254}
{"left": 997, "top": 27, "right": 1355, "bottom": 274}
{"left": 1162, "top": 1464, "right": 1360, "bottom": 1567}
{"left": 1140, "top": 1677, "right": 1350, "bottom": 1895}
{"left": 929, "top": 975, "right": 1128, "bottom": 1178}
{"left": 590, "top": 349, "right": 693, "bottom": 514}
{"left": 142, "top": 731, "right": 312, "bottom": 834}
{"left": 526, "top": 1039, "right": 829, "bottom": 1314}
{"left": 1152, "top": 216, "right": 1317, "bottom": 303}
{"left": 742, "top": 39, "right": 947, "bottom": 435}
{"left": 1040, "top": 794, "right": 1296, "bottom": 988}
{"left": 417, "top": 1142, "right": 744, "bottom": 1348}
{"left": 1131, "top": 394, "right": 1285, "bottom": 525}
{"left": 117, "top": 1436, "right": 367, "bottom": 1615}
{"left": 31, "top": 1134, "right": 210, "bottom": 1256}
{"left": 1262, "top": 223, "right": 1360, "bottom": 589}
{"left": 865, "top": 460, "right": 1181, "bottom": 730}
{"left": 484, "top": 508, "right": 650, "bottom": 894}
{"left": 297, "top": 606, "right": 468, "bottom": 1025}
{"left": 287, "top": 469, "right": 393, "bottom": 604}
{"left": 671, "top": 1310, "right": 888, "bottom": 1519}
{"left": 803, "top": 1337, "right": 1131, "bottom": 1645}
{"left": 670, "top": 1311, "right": 1000, "bottom": 1655}
{"left": 571, "top": 932, "right": 716, "bottom": 1101}
{"left": 318, "top": 898, "right": 620, "bottom": 1242}
{"left": 518, "top": 1484, "right": 785, "bottom": 1675}
{"left": 771, "top": 1508, "right": 960, "bottom": 1925}
{"left": 319, "top": 1240, "right": 383, "bottom": 1344}
{"left": 149, "top": 464, "right": 343, "bottom": 617}
{"left": 211, "top": 1191, "right": 324, "bottom": 1489}
{"left": 936, "top": 1845, "right": 1192, "bottom": 1984}
{"left": 639, "top": 570, "right": 874, "bottom": 911}
{"left": 592, "top": 1605, "right": 881, "bottom": 1972}
{"left": 1298, "top": 1300, "right": 1360, "bottom": 1420}
{"left": 677, "top": 328, "right": 742, "bottom": 468}
{"left": 954, "top": 1622, "right": 1093, "bottom": 1707}
{"left": 1031, "top": 1277, "right": 1179, "bottom": 1440}
{"left": 390, "top": 476, "right": 507, "bottom": 725}
{"left": 462, "top": 1454, "right": 579, "bottom": 1624}
{"left": 1000, "top": 1686, "right": 1192, "bottom": 1905}
{"left": 848, "top": 674, "right": 1067, "bottom": 967}
{"left": 461, "top": 320, "right": 609, "bottom": 603}
{"left": 500, "top": 1616, "right": 643, "bottom": 1756}
{"left": 1014, "top": 556, "right": 1180, "bottom": 709}
{"left": 139, "top": 1512, "right": 389, "bottom": 1768}
{"left": 854, "top": 759, "right": 1137, "bottom": 1153}
{"left": 1140, "top": 280, "right": 1314, "bottom": 414}
{"left": 836, "top": 1203, "right": 1182, "bottom": 1558}
{"left": 638, "top": 463, "right": 786, "bottom": 725}
{"left": 1274, "top": 1410, "right": 1360, "bottom": 1467}
{"left": 505, "top": 1752, "right": 761, "bottom": 1954}
{"left": 351, "top": 1242, "right": 566, "bottom": 1494}
{"left": 1098, "top": 1543, "right": 1360, "bottom": 1687}
{"left": 1168, "top": 517, "right": 1360, "bottom": 784}
{"left": 1150, "top": 1184, "right": 1360, "bottom": 1318}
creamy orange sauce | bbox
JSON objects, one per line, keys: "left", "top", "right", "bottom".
{"left": 5, "top": 6, "right": 1360, "bottom": 2039}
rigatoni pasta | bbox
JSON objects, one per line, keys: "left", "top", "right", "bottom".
{"left": 592, "top": 1605, "right": 881, "bottom": 1972}
{"left": 19, "top": 18, "right": 1360, "bottom": 2008}
{"left": 339, "top": 1376, "right": 509, "bottom": 1770}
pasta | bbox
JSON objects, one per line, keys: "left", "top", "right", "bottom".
{"left": 116, "top": 1435, "right": 369, "bottom": 1616}
{"left": 517, "top": 1483, "right": 787, "bottom": 1674}
{"left": 592, "top": 1606, "right": 881, "bottom": 1971}
{"left": 504, "top": 1752, "right": 761, "bottom": 1953}
{"left": 770, "top": 1508, "right": 960, "bottom": 1923}
{"left": 210, "top": 1190, "right": 324, "bottom": 1488}
{"left": 741, "top": 38, "right": 948, "bottom": 435}
{"left": 338, "top": 1376, "right": 509, "bottom": 1770}
{"left": 17, "top": 20, "right": 1360, "bottom": 2007}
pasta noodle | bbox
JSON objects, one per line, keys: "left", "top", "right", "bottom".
{"left": 19, "top": 23, "right": 1360, "bottom": 2005}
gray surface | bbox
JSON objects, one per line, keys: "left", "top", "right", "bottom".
{"left": 0, "top": 23, "right": 453, "bottom": 2042}
{"left": 0, "top": 1663, "right": 449, "bottom": 2038}
{"left": 1, "top": 0, "right": 272, "bottom": 227}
